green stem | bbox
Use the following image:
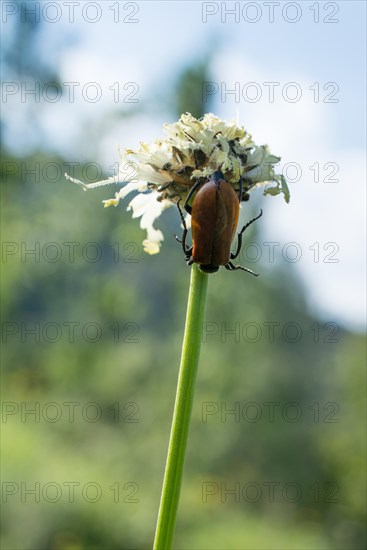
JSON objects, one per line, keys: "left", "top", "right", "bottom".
{"left": 153, "top": 265, "right": 209, "bottom": 550}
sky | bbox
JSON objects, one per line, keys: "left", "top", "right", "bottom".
{"left": 2, "top": 0, "right": 366, "bottom": 329}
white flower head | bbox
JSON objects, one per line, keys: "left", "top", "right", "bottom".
{"left": 65, "top": 113, "right": 289, "bottom": 254}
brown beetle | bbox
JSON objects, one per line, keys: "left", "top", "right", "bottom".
{"left": 176, "top": 171, "right": 262, "bottom": 274}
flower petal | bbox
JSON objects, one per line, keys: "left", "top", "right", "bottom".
{"left": 127, "top": 191, "right": 172, "bottom": 254}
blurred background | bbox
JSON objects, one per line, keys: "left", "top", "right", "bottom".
{"left": 1, "top": 1, "right": 366, "bottom": 549}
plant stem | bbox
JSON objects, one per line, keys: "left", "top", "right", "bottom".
{"left": 153, "top": 265, "right": 209, "bottom": 550}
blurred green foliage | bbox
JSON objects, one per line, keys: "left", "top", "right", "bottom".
{"left": 1, "top": 11, "right": 366, "bottom": 550}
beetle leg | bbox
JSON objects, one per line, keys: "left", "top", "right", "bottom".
{"left": 225, "top": 261, "right": 259, "bottom": 276}
{"left": 174, "top": 227, "right": 191, "bottom": 256}
{"left": 183, "top": 179, "right": 202, "bottom": 214}
{"left": 175, "top": 201, "right": 193, "bottom": 256}
{"left": 231, "top": 209, "right": 263, "bottom": 260}
{"left": 181, "top": 231, "right": 193, "bottom": 256}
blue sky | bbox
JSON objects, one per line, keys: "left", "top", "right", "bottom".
{"left": 2, "top": 0, "right": 366, "bottom": 328}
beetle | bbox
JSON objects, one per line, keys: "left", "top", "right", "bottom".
{"left": 175, "top": 170, "right": 262, "bottom": 275}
